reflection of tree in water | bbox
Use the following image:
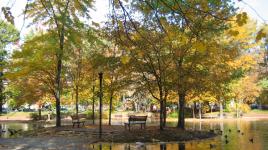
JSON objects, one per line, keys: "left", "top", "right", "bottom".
{"left": 160, "top": 143, "right": 166, "bottom": 150}
{"left": 178, "top": 143, "right": 185, "bottom": 150}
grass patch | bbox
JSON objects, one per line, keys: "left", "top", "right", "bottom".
{"left": 167, "top": 112, "right": 178, "bottom": 118}
{"left": 250, "top": 109, "right": 268, "bottom": 114}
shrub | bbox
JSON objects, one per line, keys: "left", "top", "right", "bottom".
{"left": 240, "top": 104, "right": 251, "bottom": 113}
{"left": 167, "top": 108, "right": 192, "bottom": 118}
{"left": 168, "top": 112, "right": 178, "bottom": 118}
{"left": 83, "top": 110, "right": 109, "bottom": 119}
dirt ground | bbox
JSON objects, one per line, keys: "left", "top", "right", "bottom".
{"left": 21, "top": 125, "right": 216, "bottom": 143}
{"left": 0, "top": 124, "right": 217, "bottom": 149}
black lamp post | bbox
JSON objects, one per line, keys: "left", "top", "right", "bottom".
{"left": 98, "top": 71, "right": 103, "bottom": 139}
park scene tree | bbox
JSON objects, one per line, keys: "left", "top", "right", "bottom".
{"left": 1, "top": 0, "right": 268, "bottom": 149}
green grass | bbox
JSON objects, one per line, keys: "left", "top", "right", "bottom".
{"left": 249, "top": 109, "right": 268, "bottom": 114}
{"left": 0, "top": 111, "right": 52, "bottom": 117}
{"left": 167, "top": 112, "right": 178, "bottom": 118}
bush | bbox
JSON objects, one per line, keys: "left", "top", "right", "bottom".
{"left": 83, "top": 110, "right": 109, "bottom": 119}
{"left": 168, "top": 112, "right": 178, "bottom": 118}
{"left": 240, "top": 104, "right": 251, "bottom": 113}
{"left": 167, "top": 108, "right": 192, "bottom": 118}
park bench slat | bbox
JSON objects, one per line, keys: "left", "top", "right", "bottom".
{"left": 71, "top": 115, "right": 86, "bottom": 128}
{"left": 124, "top": 115, "right": 147, "bottom": 131}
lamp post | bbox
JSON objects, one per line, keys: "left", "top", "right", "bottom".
{"left": 98, "top": 71, "right": 103, "bottom": 139}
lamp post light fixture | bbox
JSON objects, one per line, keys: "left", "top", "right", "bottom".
{"left": 98, "top": 70, "right": 103, "bottom": 139}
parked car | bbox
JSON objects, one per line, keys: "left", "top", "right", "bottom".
{"left": 2, "top": 108, "right": 8, "bottom": 114}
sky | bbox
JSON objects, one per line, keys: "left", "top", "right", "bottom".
{"left": 0, "top": 0, "right": 268, "bottom": 38}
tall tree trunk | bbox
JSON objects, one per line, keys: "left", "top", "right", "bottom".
{"left": 219, "top": 99, "right": 223, "bottom": 119}
{"left": 163, "top": 99, "right": 167, "bottom": 127}
{"left": 0, "top": 55, "right": 3, "bottom": 114}
{"left": 177, "top": 93, "right": 186, "bottom": 129}
{"left": 55, "top": 57, "right": 62, "bottom": 127}
{"left": 75, "top": 85, "right": 79, "bottom": 117}
{"left": 92, "top": 85, "right": 95, "bottom": 124}
{"left": 192, "top": 102, "right": 196, "bottom": 118}
{"left": 108, "top": 92, "right": 113, "bottom": 125}
{"left": 55, "top": 30, "right": 65, "bottom": 127}
{"left": 210, "top": 104, "right": 213, "bottom": 119}
{"left": 193, "top": 102, "right": 197, "bottom": 118}
{"left": 38, "top": 108, "right": 42, "bottom": 120}
{"left": 0, "top": 77, "right": 3, "bottom": 114}
{"left": 160, "top": 100, "right": 164, "bottom": 130}
{"left": 199, "top": 102, "right": 202, "bottom": 120}
{"left": 236, "top": 100, "right": 241, "bottom": 118}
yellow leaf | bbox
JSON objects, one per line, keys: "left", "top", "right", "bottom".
{"left": 228, "top": 30, "right": 239, "bottom": 36}
{"left": 193, "top": 42, "right": 206, "bottom": 52}
{"left": 256, "top": 29, "right": 267, "bottom": 42}
{"left": 121, "top": 56, "right": 130, "bottom": 64}
{"left": 236, "top": 12, "right": 248, "bottom": 26}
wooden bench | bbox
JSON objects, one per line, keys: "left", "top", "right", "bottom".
{"left": 124, "top": 115, "right": 147, "bottom": 131}
{"left": 71, "top": 115, "right": 86, "bottom": 128}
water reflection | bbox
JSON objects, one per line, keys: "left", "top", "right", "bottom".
{"left": 0, "top": 122, "right": 47, "bottom": 138}
{"left": 1, "top": 119, "right": 268, "bottom": 149}
{"left": 90, "top": 119, "right": 268, "bottom": 150}
{"left": 90, "top": 143, "right": 187, "bottom": 150}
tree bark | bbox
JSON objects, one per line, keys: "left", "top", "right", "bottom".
{"left": 163, "top": 99, "right": 167, "bottom": 127}
{"left": 38, "top": 108, "right": 42, "bottom": 120}
{"left": 177, "top": 93, "right": 185, "bottom": 129}
{"left": 192, "top": 102, "right": 196, "bottom": 118}
{"left": 75, "top": 85, "right": 79, "bottom": 117}
{"left": 0, "top": 71, "right": 3, "bottom": 114}
{"left": 199, "top": 102, "right": 202, "bottom": 120}
{"left": 160, "top": 100, "right": 164, "bottom": 130}
{"left": 108, "top": 92, "right": 113, "bottom": 125}
{"left": 55, "top": 47, "right": 63, "bottom": 127}
{"left": 219, "top": 99, "right": 223, "bottom": 119}
{"left": 92, "top": 85, "right": 95, "bottom": 124}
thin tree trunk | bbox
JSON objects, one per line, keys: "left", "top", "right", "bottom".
{"left": 75, "top": 85, "right": 79, "bottom": 117}
{"left": 219, "top": 100, "right": 223, "bottom": 119}
{"left": 160, "top": 100, "right": 164, "bottom": 130}
{"left": 38, "top": 108, "right": 42, "bottom": 120}
{"left": 0, "top": 58, "right": 3, "bottom": 114}
{"left": 163, "top": 99, "right": 167, "bottom": 127}
{"left": 210, "top": 105, "right": 213, "bottom": 119}
{"left": 55, "top": 57, "right": 62, "bottom": 127}
{"left": 0, "top": 78, "right": 3, "bottom": 114}
{"left": 192, "top": 103, "right": 195, "bottom": 119}
{"left": 92, "top": 85, "right": 95, "bottom": 124}
{"left": 236, "top": 100, "right": 240, "bottom": 118}
{"left": 199, "top": 102, "right": 202, "bottom": 120}
{"left": 108, "top": 92, "right": 113, "bottom": 125}
{"left": 193, "top": 102, "right": 197, "bottom": 118}
{"left": 177, "top": 93, "right": 185, "bottom": 129}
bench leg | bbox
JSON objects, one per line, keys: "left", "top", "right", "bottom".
{"left": 72, "top": 123, "right": 75, "bottom": 128}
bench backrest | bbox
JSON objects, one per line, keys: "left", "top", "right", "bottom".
{"left": 128, "top": 115, "right": 147, "bottom": 123}
{"left": 71, "top": 114, "right": 88, "bottom": 119}
{"left": 71, "top": 115, "right": 79, "bottom": 120}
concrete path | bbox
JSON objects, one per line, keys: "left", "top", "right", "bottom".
{"left": 0, "top": 137, "right": 92, "bottom": 150}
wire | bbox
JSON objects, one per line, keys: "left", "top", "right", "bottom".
{"left": 239, "top": 0, "right": 268, "bottom": 24}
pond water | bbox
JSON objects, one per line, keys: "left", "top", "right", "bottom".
{"left": 0, "top": 122, "right": 46, "bottom": 138}
{"left": 91, "top": 119, "right": 268, "bottom": 150}
{"left": 1, "top": 119, "right": 268, "bottom": 150}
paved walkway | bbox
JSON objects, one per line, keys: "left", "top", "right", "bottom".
{"left": 0, "top": 137, "right": 91, "bottom": 150}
